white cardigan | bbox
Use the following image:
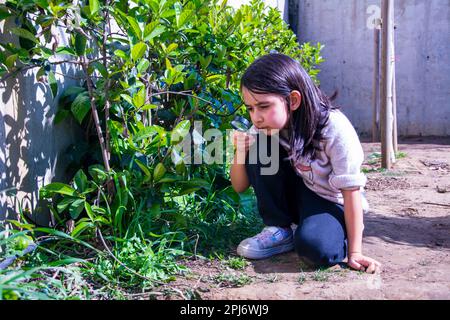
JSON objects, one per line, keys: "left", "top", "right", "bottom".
{"left": 255, "top": 110, "right": 369, "bottom": 212}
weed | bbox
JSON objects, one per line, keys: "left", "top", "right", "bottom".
{"left": 224, "top": 257, "right": 248, "bottom": 270}
{"left": 298, "top": 272, "right": 307, "bottom": 285}
{"left": 212, "top": 272, "right": 252, "bottom": 288}
{"left": 312, "top": 268, "right": 331, "bottom": 282}
{"left": 362, "top": 167, "right": 387, "bottom": 174}
{"left": 396, "top": 152, "right": 407, "bottom": 159}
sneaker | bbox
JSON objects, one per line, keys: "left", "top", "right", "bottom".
{"left": 236, "top": 226, "right": 294, "bottom": 260}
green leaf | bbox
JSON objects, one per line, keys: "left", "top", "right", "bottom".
{"left": 35, "top": 66, "right": 46, "bottom": 81}
{"left": 198, "top": 55, "right": 212, "bottom": 69}
{"left": 59, "top": 87, "right": 86, "bottom": 101}
{"left": 33, "top": 227, "right": 100, "bottom": 252}
{"left": 0, "top": 7, "right": 12, "bottom": 21}
{"left": 84, "top": 202, "right": 96, "bottom": 222}
{"left": 131, "top": 42, "right": 147, "bottom": 62}
{"left": 48, "top": 71, "right": 58, "bottom": 97}
{"left": 56, "top": 46, "right": 77, "bottom": 56}
{"left": 132, "top": 87, "right": 146, "bottom": 108}
{"left": 144, "top": 24, "right": 165, "bottom": 42}
{"left": 71, "top": 219, "right": 94, "bottom": 237}
{"left": 71, "top": 92, "right": 91, "bottom": 124}
{"left": 165, "top": 58, "right": 172, "bottom": 70}
{"left": 48, "top": 257, "right": 87, "bottom": 267}
{"left": 171, "top": 120, "right": 191, "bottom": 145}
{"left": 178, "top": 10, "right": 193, "bottom": 29}
{"left": 90, "top": 0, "right": 100, "bottom": 16}
{"left": 133, "top": 126, "right": 158, "bottom": 142}
{"left": 57, "top": 197, "right": 76, "bottom": 213}
{"left": 74, "top": 33, "right": 87, "bottom": 56}
{"left": 40, "top": 183, "right": 78, "bottom": 198}
{"left": 88, "top": 165, "right": 108, "bottom": 184}
{"left": 120, "top": 94, "right": 133, "bottom": 106}
{"left": 127, "top": 16, "right": 142, "bottom": 40}
{"left": 10, "top": 27, "right": 39, "bottom": 44}
{"left": 136, "top": 58, "right": 150, "bottom": 73}
{"left": 141, "top": 104, "right": 158, "bottom": 111}
{"left": 180, "top": 178, "right": 210, "bottom": 189}
{"left": 5, "top": 54, "right": 17, "bottom": 69}
{"left": 149, "top": 203, "right": 161, "bottom": 219}
{"left": 114, "top": 49, "right": 128, "bottom": 59}
{"left": 174, "top": 2, "right": 182, "bottom": 27}
{"left": 135, "top": 159, "right": 151, "bottom": 182}
{"left": 158, "top": 175, "right": 181, "bottom": 183}
{"left": 153, "top": 163, "right": 166, "bottom": 183}
{"left": 91, "top": 61, "right": 107, "bottom": 78}
{"left": 69, "top": 198, "right": 85, "bottom": 219}
{"left": 74, "top": 169, "right": 88, "bottom": 192}
{"left": 161, "top": 8, "right": 175, "bottom": 18}
{"left": 206, "top": 74, "right": 224, "bottom": 84}
{"left": 166, "top": 43, "right": 178, "bottom": 54}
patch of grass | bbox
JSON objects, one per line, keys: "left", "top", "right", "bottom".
{"left": 363, "top": 152, "right": 407, "bottom": 173}
{"left": 224, "top": 257, "right": 248, "bottom": 270}
{"left": 298, "top": 271, "right": 307, "bottom": 285}
{"left": 362, "top": 167, "right": 387, "bottom": 174}
{"left": 368, "top": 152, "right": 382, "bottom": 159}
{"left": 312, "top": 268, "right": 332, "bottom": 282}
{"left": 365, "top": 152, "right": 382, "bottom": 165}
{"left": 212, "top": 272, "right": 252, "bottom": 288}
{"left": 396, "top": 152, "right": 407, "bottom": 159}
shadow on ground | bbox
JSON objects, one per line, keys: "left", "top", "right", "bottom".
{"left": 248, "top": 211, "right": 449, "bottom": 274}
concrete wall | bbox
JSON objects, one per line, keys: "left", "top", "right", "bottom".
{"left": 0, "top": 18, "right": 82, "bottom": 226}
{"left": 294, "top": 0, "right": 450, "bottom": 137}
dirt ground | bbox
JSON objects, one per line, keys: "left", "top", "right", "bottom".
{"left": 170, "top": 137, "right": 450, "bottom": 300}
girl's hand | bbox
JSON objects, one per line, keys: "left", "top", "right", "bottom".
{"left": 347, "top": 252, "right": 382, "bottom": 274}
{"left": 232, "top": 130, "right": 256, "bottom": 156}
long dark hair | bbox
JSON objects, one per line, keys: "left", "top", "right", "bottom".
{"left": 240, "top": 53, "right": 339, "bottom": 161}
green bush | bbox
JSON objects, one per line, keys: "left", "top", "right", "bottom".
{"left": 0, "top": 0, "right": 324, "bottom": 298}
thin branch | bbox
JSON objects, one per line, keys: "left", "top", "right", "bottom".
{"left": 146, "top": 90, "right": 243, "bottom": 118}
{"left": 146, "top": 90, "right": 212, "bottom": 105}
{"left": 423, "top": 202, "right": 450, "bottom": 208}
{"left": 49, "top": 60, "right": 82, "bottom": 65}
{"left": 102, "top": 0, "right": 112, "bottom": 161}
{"left": 81, "top": 57, "right": 111, "bottom": 172}
{"left": 0, "top": 65, "right": 40, "bottom": 82}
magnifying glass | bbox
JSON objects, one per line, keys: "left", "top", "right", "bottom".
{"left": 231, "top": 116, "right": 251, "bottom": 132}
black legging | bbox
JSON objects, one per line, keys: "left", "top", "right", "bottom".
{"left": 245, "top": 134, "right": 347, "bottom": 267}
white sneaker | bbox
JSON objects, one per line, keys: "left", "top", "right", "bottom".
{"left": 237, "top": 226, "right": 294, "bottom": 260}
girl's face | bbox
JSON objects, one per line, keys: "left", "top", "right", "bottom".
{"left": 241, "top": 86, "right": 292, "bottom": 135}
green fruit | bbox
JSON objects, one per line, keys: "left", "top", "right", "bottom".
{"left": 3, "top": 290, "right": 20, "bottom": 300}
{"left": 11, "top": 235, "right": 33, "bottom": 251}
{"left": 153, "top": 163, "right": 166, "bottom": 182}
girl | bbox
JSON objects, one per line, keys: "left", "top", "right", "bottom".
{"left": 230, "top": 53, "right": 381, "bottom": 273}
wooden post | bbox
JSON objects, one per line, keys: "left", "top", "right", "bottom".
{"left": 392, "top": 39, "right": 398, "bottom": 154}
{"left": 372, "top": 24, "right": 381, "bottom": 142}
{"left": 381, "top": 0, "right": 395, "bottom": 169}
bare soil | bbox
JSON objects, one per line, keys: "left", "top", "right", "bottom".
{"left": 169, "top": 137, "right": 450, "bottom": 300}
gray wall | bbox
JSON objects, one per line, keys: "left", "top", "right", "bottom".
{"left": 294, "top": 0, "right": 450, "bottom": 137}
{"left": 0, "top": 18, "right": 82, "bottom": 226}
